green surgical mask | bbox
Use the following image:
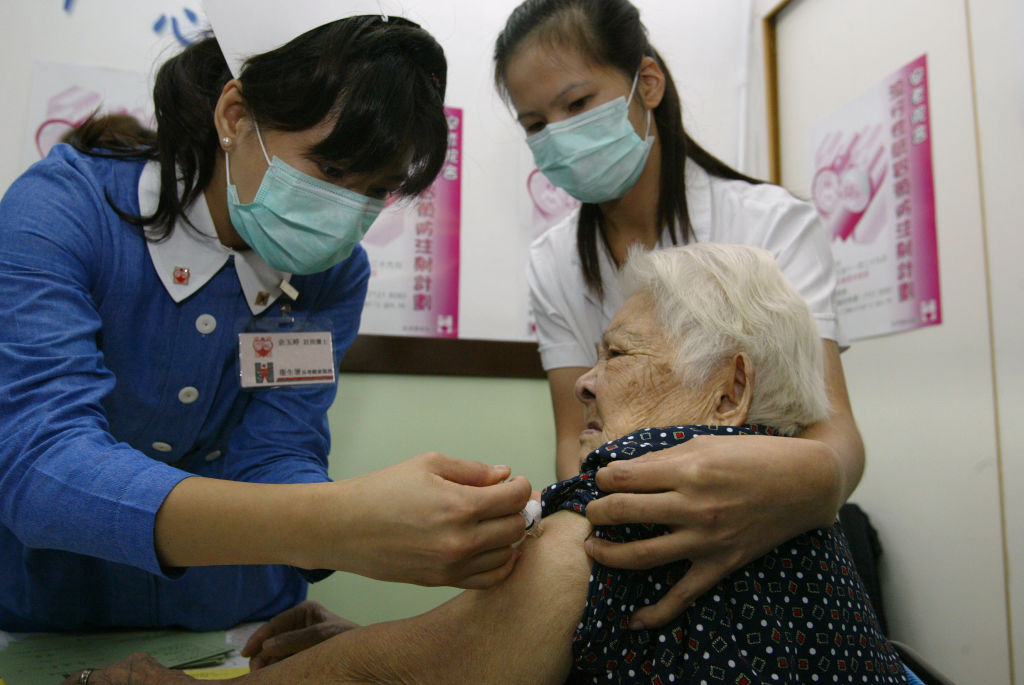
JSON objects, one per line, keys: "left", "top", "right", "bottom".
{"left": 226, "top": 124, "right": 386, "bottom": 275}
{"left": 527, "top": 71, "right": 653, "bottom": 204}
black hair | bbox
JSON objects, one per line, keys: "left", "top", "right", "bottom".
{"left": 61, "top": 113, "right": 157, "bottom": 151}
{"left": 494, "top": 0, "right": 761, "bottom": 298}
{"left": 65, "top": 15, "right": 448, "bottom": 241}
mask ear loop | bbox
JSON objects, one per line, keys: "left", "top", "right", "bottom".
{"left": 252, "top": 121, "right": 272, "bottom": 165}
{"left": 224, "top": 121, "right": 273, "bottom": 188}
{"left": 627, "top": 69, "right": 641, "bottom": 103}
{"left": 642, "top": 106, "right": 653, "bottom": 141}
{"left": 627, "top": 69, "right": 654, "bottom": 142}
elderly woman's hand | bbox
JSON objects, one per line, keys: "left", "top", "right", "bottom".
{"left": 60, "top": 654, "right": 195, "bottom": 684}
{"left": 585, "top": 434, "right": 843, "bottom": 629}
{"left": 242, "top": 600, "right": 358, "bottom": 671}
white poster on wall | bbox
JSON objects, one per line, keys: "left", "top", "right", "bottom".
{"left": 809, "top": 54, "right": 941, "bottom": 341}
{"left": 359, "top": 107, "right": 463, "bottom": 339}
{"left": 23, "top": 62, "right": 153, "bottom": 169}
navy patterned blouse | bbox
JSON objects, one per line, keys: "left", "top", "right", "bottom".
{"left": 541, "top": 425, "right": 908, "bottom": 685}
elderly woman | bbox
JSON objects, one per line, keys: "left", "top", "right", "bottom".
{"left": 66, "top": 244, "right": 912, "bottom": 684}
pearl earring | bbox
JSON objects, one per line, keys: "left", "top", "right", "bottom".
{"left": 221, "top": 137, "right": 232, "bottom": 149}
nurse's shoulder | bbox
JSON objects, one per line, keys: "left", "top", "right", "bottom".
{"left": 527, "top": 207, "right": 584, "bottom": 297}
{"left": 529, "top": 207, "right": 582, "bottom": 269}
{"left": 16, "top": 141, "right": 145, "bottom": 200}
{"left": 703, "top": 168, "right": 823, "bottom": 250}
{"left": 0, "top": 143, "right": 148, "bottom": 262}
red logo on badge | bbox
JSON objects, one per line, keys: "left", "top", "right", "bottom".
{"left": 253, "top": 336, "right": 273, "bottom": 358}
{"left": 173, "top": 266, "right": 190, "bottom": 285}
{"left": 255, "top": 362, "right": 274, "bottom": 383}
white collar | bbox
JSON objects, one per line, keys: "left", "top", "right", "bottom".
{"left": 139, "top": 161, "right": 292, "bottom": 315}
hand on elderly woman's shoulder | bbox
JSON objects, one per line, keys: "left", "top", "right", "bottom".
{"left": 583, "top": 433, "right": 843, "bottom": 629}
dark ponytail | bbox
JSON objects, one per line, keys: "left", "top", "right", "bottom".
{"left": 61, "top": 113, "right": 157, "bottom": 153}
{"left": 63, "top": 35, "right": 229, "bottom": 240}
{"left": 68, "top": 15, "right": 448, "bottom": 241}
{"left": 495, "top": 0, "right": 761, "bottom": 299}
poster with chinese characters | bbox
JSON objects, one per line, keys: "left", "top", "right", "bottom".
{"left": 23, "top": 61, "right": 153, "bottom": 169}
{"left": 358, "top": 107, "right": 462, "bottom": 338}
{"left": 809, "top": 54, "right": 940, "bottom": 341}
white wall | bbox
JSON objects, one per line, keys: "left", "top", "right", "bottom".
{"left": 767, "top": 0, "right": 1014, "bottom": 682}
{"left": 0, "top": 1, "right": 180, "bottom": 180}
{"left": 0, "top": 0, "right": 748, "bottom": 342}
{"left": 971, "top": 0, "right": 1024, "bottom": 682}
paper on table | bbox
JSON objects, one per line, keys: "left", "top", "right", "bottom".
{"left": 184, "top": 666, "right": 250, "bottom": 680}
{"left": 0, "top": 629, "right": 231, "bottom": 685}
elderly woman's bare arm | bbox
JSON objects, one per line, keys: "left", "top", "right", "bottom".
{"left": 243, "top": 511, "right": 592, "bottom": 684}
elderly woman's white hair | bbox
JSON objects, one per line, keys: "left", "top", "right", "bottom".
{"left": 621, "top": 243, "right": 829, "bottom": 436}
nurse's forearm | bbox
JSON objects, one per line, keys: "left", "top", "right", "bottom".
{"left": 800, "top": 411, "right": 863, "bottom": 506}
{"left": 801, "top": 340, "right": 864, "bottom": 505}
{"left": 154, "top": 477, "right": 330, "bottom": 569}
{"left": 153, "top": 455, "right": 533, "bottom": 587}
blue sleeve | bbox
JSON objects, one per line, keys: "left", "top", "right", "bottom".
{"left": 0, "top": 153, "right": 189, "bottom": 577}
{"left": 220, "top": 247, "right": 370, "bottom": 486}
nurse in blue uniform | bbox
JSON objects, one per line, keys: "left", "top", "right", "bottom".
{"left": 0, "top": 0, "right": 530, "bottom": 632}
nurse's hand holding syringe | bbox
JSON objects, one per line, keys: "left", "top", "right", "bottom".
{"left": 154, "top": 452, "right": 533, "bottom": 589}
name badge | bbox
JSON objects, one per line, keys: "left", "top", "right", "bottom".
{"left": 238, "top": 331, "right": 335, "bottom": 389}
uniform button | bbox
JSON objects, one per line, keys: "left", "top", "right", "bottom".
{"left": 178, "top": 386, "right": 200, "bottom": 404}
{"left": 195, "top": 314, "right": 217, "bottom": 335}
{"left": 204, "top": 450, "right": 223, "bottom": 462}
{"left": 152, "top": 442, "right": 173, "bottom": 453}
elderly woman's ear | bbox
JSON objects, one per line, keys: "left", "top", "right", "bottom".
{"left": 710, "top": 353, "right": 754, "bottom": 425}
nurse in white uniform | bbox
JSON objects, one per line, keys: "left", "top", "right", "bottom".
{"left": 494, "top": 0, "right": 864, "bottom": 630}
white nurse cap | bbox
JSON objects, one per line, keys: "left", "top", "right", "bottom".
{"left": 204, "top": 0, "right": 413, "bottom": 77}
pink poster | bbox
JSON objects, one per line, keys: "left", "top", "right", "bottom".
{"left": 809, "top": 54, "right": 940, "bottom": 340}
{"left": 359, "top": 107, "right": 462, "bottom": 338}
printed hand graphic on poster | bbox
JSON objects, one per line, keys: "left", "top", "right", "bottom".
{"left": 812, "top": 124, "right": 888, "bottom": 245}
{"left": 526, "top": 168, "right": 579, "bottom": 239}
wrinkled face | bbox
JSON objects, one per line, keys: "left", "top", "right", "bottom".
{"left": 574, "top": 294, "right": 719, "bottom": 459}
